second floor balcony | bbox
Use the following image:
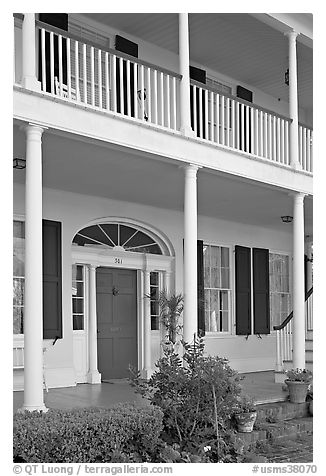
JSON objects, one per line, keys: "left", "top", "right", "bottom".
{"left": 13, "top": 13, "right": 313, "bottom": 174}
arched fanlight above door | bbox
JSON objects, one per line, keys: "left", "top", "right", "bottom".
{"left": 72, "top": 223, "right": 163, "bottom": 255}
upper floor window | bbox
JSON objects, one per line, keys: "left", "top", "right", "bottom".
{"left": 203, "top": 244, "right": 231, "bottom": 333}
{"left": 13, "top": 220, "right": 25, "bottom": 334}
{"left": 269, "top": 253, "right": 291, "bottom": 328}
{"left": 73, "top": 223, "right": 163, "bottom": 255}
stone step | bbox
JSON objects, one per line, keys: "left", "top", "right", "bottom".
{"left": 233, "top": 417, "right": 313, "bottom": 450}
{"left": 256, "top": 401, "right": 310, "bottom": 422}
{"left": 305, "top": 339, "right": 313, "bottom": 351}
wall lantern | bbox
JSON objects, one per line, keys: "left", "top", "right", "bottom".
{"left": 281, "top": 215, "right": 293, "bottom": 223}
{"left": 284, "top": 69, "right": 289, "bottom": 86}
{"left": 13, "top": 158, "right": 26, "bottom": 169}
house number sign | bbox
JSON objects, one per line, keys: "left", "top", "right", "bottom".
{"left": 114, "top": 257, "right": 123, "bottom": 265}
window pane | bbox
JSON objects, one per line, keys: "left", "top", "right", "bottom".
{"left": 220, "top": 291, "right": 228, "bottom": 310}
{"left": 221, "top": 311, "right": 229, "bottom": 332}
{"left": 73, "top": 315, "right": 84, "bottom": 330}
{"left": 73, "top": 298, "right": 84, "bottom": 314}
{"left": 151, "top": 316, "right": 159, "bottom": 331}
{"left": 13, "top": 278, "right": 24, "bottom": 306}
{"left": 221, "top": 268, "right": 229, "bottom": 288}
{"left": 13, "top": 307, "right": 24, "bottom": 334}
{"left": 221, "top": 247, "right": 229, "bottom": 267}
{"left": 150, "top": 272, "right": 158, "bottom": 286}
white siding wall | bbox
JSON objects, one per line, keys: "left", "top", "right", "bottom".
{"left": 13, "top": 182, "right": 292, "bottom": 386}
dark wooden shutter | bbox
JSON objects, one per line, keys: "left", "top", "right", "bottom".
{"left": 235, "top": 245, "right": 251, "bottom": 335}
{"left": 237, "top": 85, "right": 253, "bottom": 153}
{"left": 190, "top": 66, "right": 206, "bottom": 138}
{"left": 253, "top": 248, "right": 270, "bottom": 334}
{"left": 115, "top": 35, "right": 138, "bottom": 117}
{"left": 197, "top": 240, "right": 205, "bottom": 336}
{"left": 38, "top": 14, "right": 68, "bottom": 92}
{"left": 43, "top": 220, "right": 62, "bottom": 339}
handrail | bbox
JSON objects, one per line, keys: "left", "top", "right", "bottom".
{"left": 190, "top": 78, "right": 292, "bottom": 123}
{"left": 35, "top": 20, "right": 182, "bottom": 80}
{"left": 273, "top": 286, "right": 313, "bottom": 331}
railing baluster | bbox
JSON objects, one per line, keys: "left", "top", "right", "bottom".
{"left": 277, "top": 117, "right": 281, "bottom": 163}
{"left": 83, "top": 43, "right": 87, "bottom": 104}
{"left": 140, "top": 65, "right": 145, "bottom": 121}
{"left": 204, "top": 89, "right": 209, "bottom": 140}
{"left": 272, "top": 115, "right": 276, "bottom": 161}
{"left": 231, "top": 99, "right": 235, "bottom": 148}
{"left": 90, "top": 47, "right": 95, "bottom": 106}
{"left": 285, "top": 120, "right": 289, "bottom": 165}
{"left": 58, "top": 35, "right": 63, "bottom": 96}
{"left": 221, "top": 95, "right": 225, "bottom": 145}
{"left": 310, "top": 132, "right": 313, "bottom": 172}
{"left": 67, "top": 37, "right": 71, "bottom": 99}
{"left": 235, "top": 100, "right": 239, "bottom": 149}
{"left": 226, "top": 97, "right": 230, "bottom": 147}
{"left": 298, "top": 125, "right": 302, "bottom": 167}
{"left": 240, "top": 103, "right": 244, "bottom": 151}
{"left": 245, "top": 105, "right": 249, "bottom": 152}
{"left": 105, "top": 52, "right": 110, "bottom": 110}
{"left": 269, "top": 114, "right": 273, "bottom": 160}
{"left": 153, "top": 69, "right": 158, "bottom": 124}
{"left": 302, "top": 127, "right": 307, "bottom": 171}
{"left": 172, "top": 76, "right": 177, "bottom": 130}
{"left": 198, "top": 87, "right": 203, "bottom": 138}
{"left": 112, "top": 54, "right": 117, "bottom": 112}
{"left": 133, "top": 62, "right": 137, "bottom": 119}
{"left": 306, "top": 129, "right": 311, "bottom": 172}
{"left": 41, "top": 28, "right": 46, "bottom": 92}
{"left": 50, "top": 31, "right": 54, "bottom": 94}
{"left": 210, "top": 91, "right": 214, "bottom": 142}
{"left": 215, "top": 93, "right": 220, "bottom": 143}
{"left": 147, "top": 67, "right": 152, "bottom": 123}
{"left": 165, "top": 74, "right": 170, "bottom": 128}
{"left": 119, "top": 57, "right": 124, "bottom": 114}
{"left": 193, "top": 86, "right": 197, "bottom": 137}
{"left": 160, "top": 71, "right": 164, "bottom": 126}
{"left": 126, "top": 59, "right": 131, "bottom": 116}
{"left": 75, "top": 40, "right": 79, "bottom": 102}
{"left": 254, "top": 109, "right": 258, "bottom": 155}
{"left": 98, "top": 49, "right": 102, "bottom": 109}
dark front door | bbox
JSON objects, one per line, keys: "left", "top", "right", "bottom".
{"left": 96, "top": 267, "right": 137, "bottom": 379}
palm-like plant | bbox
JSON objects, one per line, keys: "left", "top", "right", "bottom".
{"left": 157, "top": 290, "right": 184, "bottom": 344}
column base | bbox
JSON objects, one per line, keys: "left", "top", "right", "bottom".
{"left": 87, "top": 370, "right": 102, "bottom": 384}
{"left": 22, "top": 76, "right": 42, "bottom": 92}
{"left": 17, "top": 404, "right": 48, "bottom": 413}
{"left": 291, "top": 160, "right": 302, "bottom": 171}
{"left": 141, "top": 368, "right": 153, "bottom": 380}
{"left": 180, "top": 125, "right": 196, "bottom": 137}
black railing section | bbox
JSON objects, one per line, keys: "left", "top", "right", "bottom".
{"left": 273, "top": 286, "right": 313, "bottom": 331}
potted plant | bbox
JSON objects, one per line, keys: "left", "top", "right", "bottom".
{"left": 233, "top": 395, "right": 257, "bottom": 433}
{"left": 157, "top": 291, "right": 184, "bottom": 347}
{"left": 284, "top": 368, "right": 313, "bottom": 404}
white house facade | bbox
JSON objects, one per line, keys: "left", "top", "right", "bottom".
{"left": 12, "top": 13, "right": 313, "bottom": 412}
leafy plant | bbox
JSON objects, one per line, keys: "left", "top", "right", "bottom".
{"left": 285, "top": 368, "right": 313, "bottom": 383}
{"left": 233, "top": 395, "right": 256, "bottom": 414}
{"left": 130, "top": 336, "right": 243, "bottom": 461}
{"left": 13, "top": 404, "right": 163, "bottom": 463}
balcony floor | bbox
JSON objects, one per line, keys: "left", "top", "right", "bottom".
{"left": 13, "top": 371, "right": 287, "bottom": 412}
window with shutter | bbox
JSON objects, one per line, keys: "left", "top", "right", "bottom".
{"left": 253, "top": 248, "right": 270, "bottom": 334}
{"left": 235, "top": 245, "right": 251, "bottom": 335}
{"left": 43, "top": 220, "right": 62, "bottom": 339}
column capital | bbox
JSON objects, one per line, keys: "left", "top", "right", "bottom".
{"left": 284, "top": 30, "right": 299, "bottom": 40}
{"left": 288, "top": 191, "right": 306, "bottom": 201}
{"left": 182, "top": 163, "right": 202, "bottom": 175}
{"left": 23, "top": 123, "right": 48, "bottom": 137}
{"left": 89, "top": 264, "right": 98, "bottom": 271}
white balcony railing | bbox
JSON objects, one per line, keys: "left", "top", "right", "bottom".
{"left": 13, "top": 17, "right": 313, "bottom": 174}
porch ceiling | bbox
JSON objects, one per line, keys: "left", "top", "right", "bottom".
{"left": 81, "top": 13, "right": 312, "bottom": 111}
{"left": 13, "top": 125, "right": 313, "bottom": 235}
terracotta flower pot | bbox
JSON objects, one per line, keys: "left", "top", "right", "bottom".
{"left": 285, "top": 380, "right": 310, "bottom": 403}
{"left": 234, "top": 411, "right": 257, "bottom": 433}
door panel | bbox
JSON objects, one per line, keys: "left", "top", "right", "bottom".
{"left": 96, "top": 268, "right": 137, "bottom": 379}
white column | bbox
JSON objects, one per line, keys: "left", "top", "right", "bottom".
{"left": 143, "top": 270, "right": 152, "bottom": 378}
{"left": 22, "top": 13, "right": 41, "bottom": 91}
{"left": 179, "top": 13, "right": 193, "bottom": 136}
{"left": 285, "top": 31, "right": 301, "bottom": 170}
{"left": 183, "top": 164, "right": 199, "bottom": 344}
{"left": 20, "top": 124, "right": 46, "bottom": 412}
{"left": 292, "top": 192, "right": 306, "bottom": 369}
{"left": 87, "top": 265, "right": 101, "bottom": 384}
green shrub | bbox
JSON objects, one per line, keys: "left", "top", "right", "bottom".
{"left": 13, "top": 404, "right": 163, "bottom": 463}
{"left": 130, "top": 337, "right": 244, "bottom": 460}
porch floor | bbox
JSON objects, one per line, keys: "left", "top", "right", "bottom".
{"left": 13, "top": 371, "right": 287, "bottom": 412}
